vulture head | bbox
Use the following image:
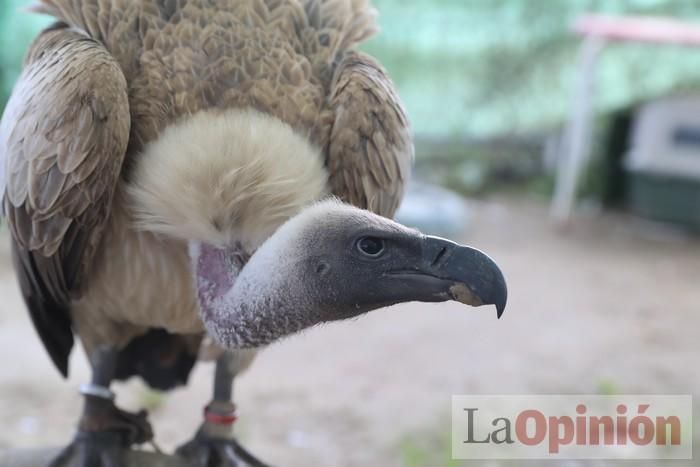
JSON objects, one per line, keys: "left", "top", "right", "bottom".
{"left": 190, "top": 200, "right": 507, "bottom": 348}
{"left": 129, "top": 108, "right": 507, "bottom": 349}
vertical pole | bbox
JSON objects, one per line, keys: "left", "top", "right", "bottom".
{"left": 550, "top": 35, "right": 606, "bottom": 225}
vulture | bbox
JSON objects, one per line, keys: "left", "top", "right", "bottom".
{"left": 0, "top": 0, "right": 507, "bottom": 466}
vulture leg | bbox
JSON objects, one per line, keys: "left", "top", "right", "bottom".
{"left": 176, "top": 351, "right": 269, "bottom": 467}
{"left": 49, "top": 347, "right": 153, "bottom": 467}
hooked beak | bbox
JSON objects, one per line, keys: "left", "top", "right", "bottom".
{"left": 387, "top": 235, "right": 508, "bottom": 318}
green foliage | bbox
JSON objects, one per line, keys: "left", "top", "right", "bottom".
{"left": 366, "top": 0, "right": 700, "bottom": 138}
{"left": 597, "top": 378, "right": 620, "bottom": 395}
{"left": 398, "top": 430, "right": 460, "bottom": 467}
{"left": 138, "top": 387, "right": 166, "bottom": 412}
{"left": 0, "top": 1, "right": 51, "bottom": 107}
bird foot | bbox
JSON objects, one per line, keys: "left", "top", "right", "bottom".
{"left": 176, "top": 433, "right": 270, "bottom": 467}
{"left": 49, "top": 400, "right": 153, "bottom": 467}
{"left": 48, "top": 430, "right": 136, "bottom": 467}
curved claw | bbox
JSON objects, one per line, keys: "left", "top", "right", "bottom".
{"left": 177, "top": 435, "right": 271, "bottom": 467}
{"left": 49, "top": 431, "right": 128, "bottom": 467}
{"left": 50, "top": 401, "right": 153, "bottom": 467}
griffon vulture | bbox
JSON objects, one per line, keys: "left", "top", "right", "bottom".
{"left": 0, "top": 0, "right": 507, "bottom": 465}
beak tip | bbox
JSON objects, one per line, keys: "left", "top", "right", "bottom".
{"left": 494, "top": 269, "right": 508, "bottom": 319}
{"left": 493, "top": 280, "right": 507, "bottom": 319}
{"left": 496, "top": 303, "right": 505, "bottom": 319}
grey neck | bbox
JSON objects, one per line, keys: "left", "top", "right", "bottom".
{"left": 193, "top": 242, "right": 323, "bottom": 348}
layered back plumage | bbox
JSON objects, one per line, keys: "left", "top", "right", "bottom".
{"left": 3, "top": 0, "right": 412, "bottom": 379}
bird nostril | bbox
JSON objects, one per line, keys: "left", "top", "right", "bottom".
{"left": 431, "top": 246, "right": 448, "bottom": 267}
{"left": 316, "top": 262, "right": 329, "bottom": 275}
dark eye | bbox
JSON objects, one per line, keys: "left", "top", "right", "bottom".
{"left": 356, "top": 236, "right": 385, "bottom": 257}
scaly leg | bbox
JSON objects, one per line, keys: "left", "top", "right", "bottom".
{"left": 49, "top": 347, "right": 153, "bottom": 467}
{"left": 176, "top": 351, "right": 269, "bottom": 467}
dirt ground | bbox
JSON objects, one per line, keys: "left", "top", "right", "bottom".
{"left": 0, "top": 197, "right": 698, "bottom": 467}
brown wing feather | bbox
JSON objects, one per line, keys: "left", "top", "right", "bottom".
{"left": 300, "top": 0, "right": 378, "bottom": 75}
{"left": 1, "top": 26, "right": 130, "bottom": 376}
{"left": 326, "top": 50, "right": 413, "bottom": 217}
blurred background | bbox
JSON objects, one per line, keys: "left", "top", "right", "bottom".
{"left": 1, "top": 1, "right": 700, "bottom": 466}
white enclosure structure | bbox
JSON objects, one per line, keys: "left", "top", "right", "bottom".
{"left": 551, "top": 14, "right": 700, "bottom": 224}
{"left": 626, "top": 95, "right": 700, "bottom": 179}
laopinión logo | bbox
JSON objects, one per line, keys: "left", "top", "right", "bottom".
{"left": 451, "top": 395, "right": 692, "bottom": 459}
